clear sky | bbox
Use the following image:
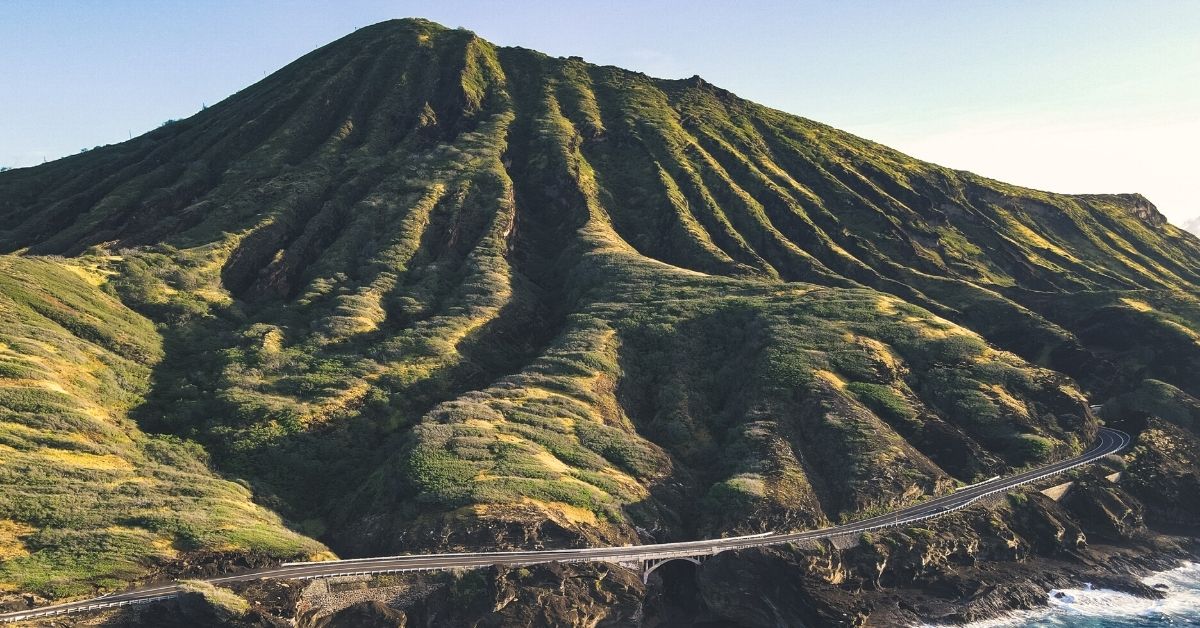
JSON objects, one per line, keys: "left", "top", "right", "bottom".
{"left": 3, "top": 1, "right": 1198, "bottom": 224}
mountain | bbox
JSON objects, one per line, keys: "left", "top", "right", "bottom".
{"left": 2, "top": 18, "right": 1198, "bottom": 625}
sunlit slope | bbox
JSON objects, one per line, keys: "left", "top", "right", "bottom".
{"left": 334, "top": 264, "right": 1095, "bottom": 555}
{"left": 0, "top": 256, "right": 327, "bottom": 597}
{"left": 4, "top": 21, "right": 1198, "bottom": 296}
{"left": 0, "top": 18, "right": 1196, "bottom": 591}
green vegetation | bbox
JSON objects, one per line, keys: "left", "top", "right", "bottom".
{"left": 178, "top": 580, "right": 251, "bottom": 619}
{"left": 0, "top": 257, "right": 327, "bottom": 598}
{"left": 0, "top": 17, "right": 1197, "bottom": 598}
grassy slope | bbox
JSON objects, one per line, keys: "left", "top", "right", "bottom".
{"left": 0, "top": 256, "right": 327, "bottom": 598}
{"left": 0, "top": 18, "right": 1196, "bottom": 593}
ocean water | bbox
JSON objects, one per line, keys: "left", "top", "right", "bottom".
{"left": 956, "top": 562, "right": 1200, "bottom": 627}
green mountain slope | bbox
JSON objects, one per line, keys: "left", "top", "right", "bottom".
{"left": 0, "top": 257, "right": 328, "bottom": 598}
{"left": 1, "top": 18, "right": 1198, "bottom": 600}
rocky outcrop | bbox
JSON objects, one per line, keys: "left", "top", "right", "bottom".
{"left": 1115, "top": 194, "right": 1168, "bottom": 228}
{"left": 1063, "top": 476, "right": 1145, "bottom": 541}
{"left": 690, "top": 478, "right": 1193, "bottom": 626}
{"left": 296, "top": 563, "right": 647, "bottom": 628}
{"left": 399, "top": 563, "right": 644, "bottom": 627}
{"left": 0, "top": 593, "right": 48, "bottom": 616}
{"left": 1122, "top": 418, "right": 1200, "bottom": 531}
{"left": 146, "top": 549, "right": 289, "bottom": 582}
{"left": 697, "top": 546, "right": 871, "bottom": 627}
{"left": 1008, "top": 493, "right": 1087, "bottom": 556}
{"left": 305, "top": 601, "right": 408, "bottom": 628}
{"left": 100, "top": 593, "right": 290, "bottom": 628}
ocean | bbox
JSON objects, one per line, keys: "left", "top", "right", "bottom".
{"left": 955, "top": 562, "right": 1200, "bottom": 627}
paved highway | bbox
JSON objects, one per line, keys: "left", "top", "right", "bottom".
{"left": 0, "top": 427, "right": 1129, "bottom": 623}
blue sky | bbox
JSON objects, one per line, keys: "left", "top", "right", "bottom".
{"left": 3, "top": 1, "right": 1198, "bottom": 222}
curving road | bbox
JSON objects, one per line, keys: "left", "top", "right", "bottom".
{"left": 0, "top": 427, "right": 1130, "bottom": 623}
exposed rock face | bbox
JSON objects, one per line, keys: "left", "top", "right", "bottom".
{"left": 397, "top": 563, "right": 644, "bottom": 627}
{"left": 288, "top": 564, "right": 644, "bottom": 628}
{"left": 697, "top": 547, "right": 871, "bottom": 627}
{"left": 305, "top": 601, "right": 408, "bottom": 628}
{"left": 0, "top": 593, "right": 48, "bottom": 616}
{"left": 688, "top": 487, "right": 1191, "bottom": 627}
{"left": 101, "top": 592, "right": 290, "bottom": 628}
{"left": 1104, "top": 193, "right": 1168, "bottom": 227}
{"left": 1122, "top": 419, "right": 1200, "bottom": 531}
{"left": 148, "top": 550, "right": 289, "bottom": 582}
{"left": 1008, "top": 493, "right": 1087, "bottom": 556}
{"left": 1063, "top": 477, "right": 1145, "bottom": 541}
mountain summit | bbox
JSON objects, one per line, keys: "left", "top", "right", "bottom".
{"left": 2, "top": 19, "right": 1198, "bottom": 625}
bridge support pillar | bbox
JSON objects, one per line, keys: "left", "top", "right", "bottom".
{"left": 641, "top": 556, "right": 705, "bottom": 584}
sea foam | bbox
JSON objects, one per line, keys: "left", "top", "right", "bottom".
{"left": 925, "top": 562, "right": 1200, "bottom": 627}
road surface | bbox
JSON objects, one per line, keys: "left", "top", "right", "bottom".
{"left": 0, "top": 427, "right": 1130, "bottom": 623}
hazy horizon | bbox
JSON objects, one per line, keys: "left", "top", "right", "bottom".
{"left": 3, "top": 1, "right": 1197, "bottom": 225}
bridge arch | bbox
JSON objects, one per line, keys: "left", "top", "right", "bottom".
{"left": 642, "top": 556, "right": 703, "bottom": 584}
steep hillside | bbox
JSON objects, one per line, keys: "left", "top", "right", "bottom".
{"left": 1, "top": 18, "right": 1198, "bottom": 616}
{"left": 0, "top": 257, "right": 327, "bottom": 599}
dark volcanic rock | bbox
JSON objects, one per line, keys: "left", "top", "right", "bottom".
{"left": 697, "top": 546, "right": 870, "bottom": 627}
{"left": 687, "top": 488, "right": 1197, "bottom": 627}
{"left": 1009, "top": 493, "right": 1087, "bottom": 555}
{"left": 1123, "top": 418, "right": 1200, "bottom": 531}
{"left": 305, "top": 601, "right": 408, "bottom": 627}
{"left": 401, "top": 562, "right": 644, "bottom": 627}
{"left": 1063, "top": 476, "right": 1145, "bottom": 541}
{"left": 102, "top": 593, "right": 289, "bottom": 628}
{"left": 148, "top": 550, "right": 286, "bottom": 582}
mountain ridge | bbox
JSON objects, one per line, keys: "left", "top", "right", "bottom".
{"left": 1, "top": 18, "right": 1199, "bottom": 625}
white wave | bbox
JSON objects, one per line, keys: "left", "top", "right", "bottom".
{"left": 920, "top": 607, "right": 1055, "bottom": 628}
{"left": 922, "top": 562, "right": 1200, "bottom": 627}
{"left": 1045, "top": 584, "right": 1167, "bottom": 618}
